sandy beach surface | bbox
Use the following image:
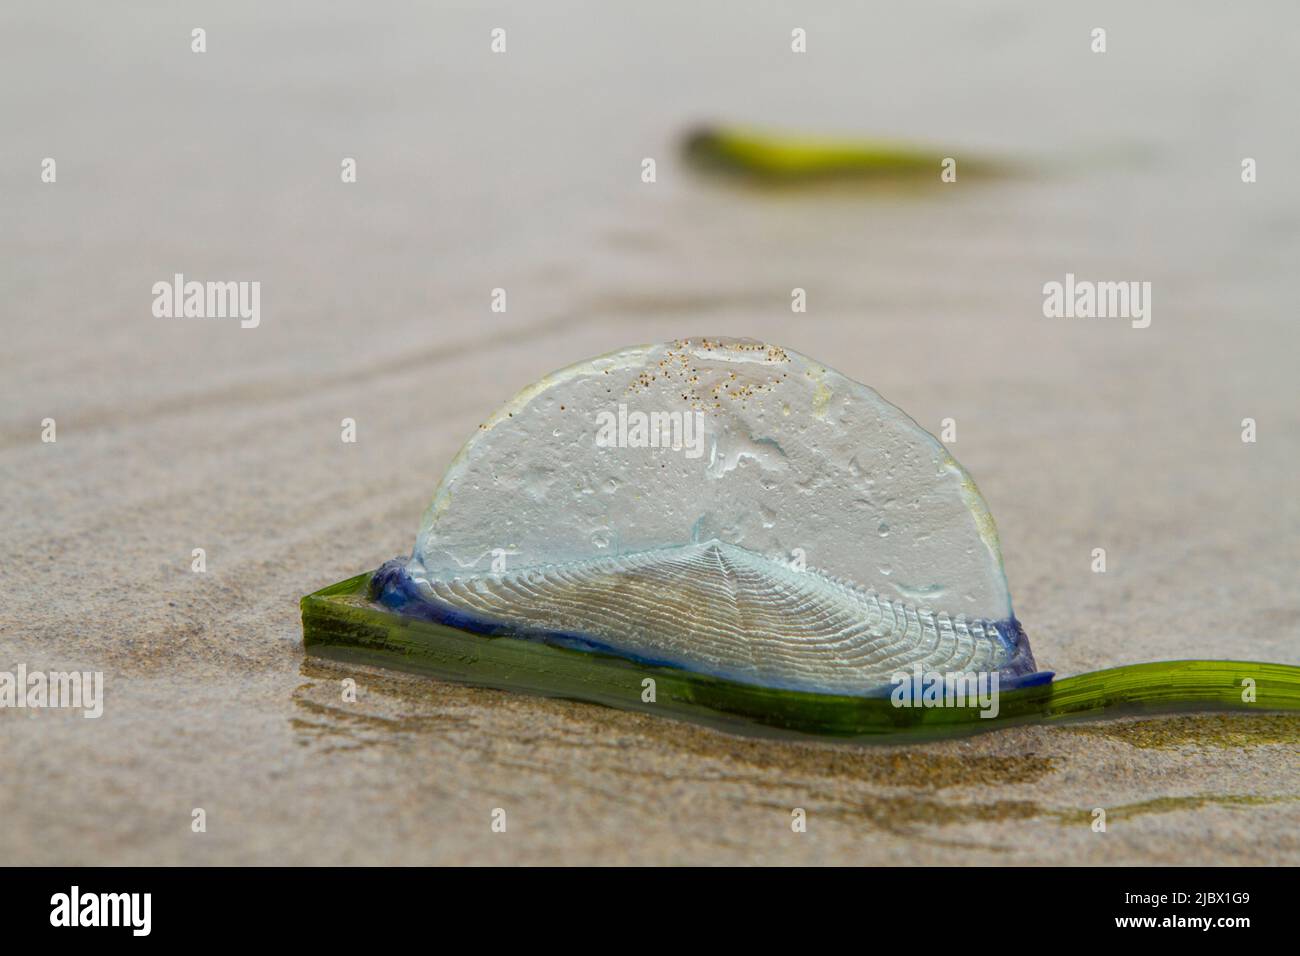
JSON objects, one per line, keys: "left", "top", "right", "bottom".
{"left": 2, "top": 1, "right": 1297, "bottom": 864}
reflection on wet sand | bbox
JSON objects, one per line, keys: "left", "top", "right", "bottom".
{"left": 292, "top": 658, "right": 1298, "bottom": 851}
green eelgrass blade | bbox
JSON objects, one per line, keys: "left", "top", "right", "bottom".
{"left": 302, "top": 572, "right": 1300, "bottom": 743}
{"left": 681, "top": 125, "right": 1002, "bottom": 185}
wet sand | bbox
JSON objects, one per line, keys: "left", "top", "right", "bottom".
{"left": 1, "top": 2, "right": 1297, "bottom": 864}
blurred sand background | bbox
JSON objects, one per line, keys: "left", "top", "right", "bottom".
{"left": 1, "top": 1, "right": 1297, "bottom": 864}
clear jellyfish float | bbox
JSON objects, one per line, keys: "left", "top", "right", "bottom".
{"left": 302, "top": 338, "right": 1299, "bottom": 740}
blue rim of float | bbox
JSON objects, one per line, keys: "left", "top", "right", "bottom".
{"left": 369, "top": 559, "right": 1055, "bottom": 697}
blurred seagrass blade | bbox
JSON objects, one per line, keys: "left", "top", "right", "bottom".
{"left": 682, "top": 125, "right": 1004, "bottom": 187}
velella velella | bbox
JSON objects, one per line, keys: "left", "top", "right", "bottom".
{"left": 301, "top": 338, "right": 1300, "bottom": 740}
{"left": 373, "top": 338, "right": 1040, "bottom": 695}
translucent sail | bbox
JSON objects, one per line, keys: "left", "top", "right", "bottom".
{"left": 390, "top": 338, "right": 1034, "bottom": 694}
